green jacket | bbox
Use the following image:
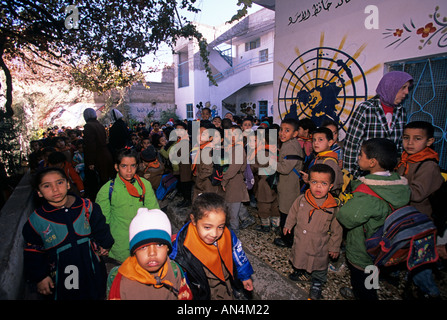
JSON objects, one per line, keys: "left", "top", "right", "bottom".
{"left": 336, "top": 172, "right": 410, "bottom": 269}
{"left": 96, "top": 174, "right": 159, "bottom": 262}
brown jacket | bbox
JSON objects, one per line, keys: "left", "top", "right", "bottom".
{"left": 285, "top": 194, "right": 343, "bottom": 272}
{"left": 396, "top": 159, "right": 444, "bottom": 217}
{"left": 221, "top": 144, "right": 249, "bottom": 203}
{"left": 251, "top": 148, "right": 277, "bottom": 203}
{"left": 277, "top": 139, "right": 304, "bottom": 213}
{"left": 192, "top": 146, "right": 224, "bottom": 201}
{"left": 315, "top": 157, "right": 344, "bottom": 195}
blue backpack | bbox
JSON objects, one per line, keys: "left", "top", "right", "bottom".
{"left": 155, "top": 173, "right": 178, "bottom": 200}
{"left": 354, "top": 183, "right": 438, "bottom": 270}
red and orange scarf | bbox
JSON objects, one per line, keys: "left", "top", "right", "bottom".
{"left": 119, "top": 174, "right": 146, "bottom": 202}
{"left": 304, "top": 189, "right": 339, "bottom": 223}
{"left": 396, "top": 147, "right": 439, "bottom": 175}
{"left": 184, "top": 223, "right": 233, "bottom": 282}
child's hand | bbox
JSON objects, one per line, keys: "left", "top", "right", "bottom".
{"left": 299, "top": 171, "right": 309, "bottom": 183}
{"left": 242, "top": 279, "right": 253, "bottom": 291}
{"left": 329, "top": 251, "right": 339, "bottom": 259}
{"left": 37, "top": 276, "right": 54, "bottom": 295}
{"left": 283, "top": 228, "right": 291, "bottom": 235}
{"left": 98, "top": 246, "right": 109, "bottom": 256}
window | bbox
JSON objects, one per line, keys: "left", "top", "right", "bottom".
{"left": 259, "top": 49, "right": 268, "bottom": 62}
{"left": 388, "top": 55, "right": 447, "bottom": 169}
{"left": 258, "top": 100, "right": 268, "bottom": 118}
{"left": 178, "top": 51, "right": 189, "bottom": 88}
{"left": 186, "top": 103, "right": 193, "bottom": 120}
{"left": 245, "top": 38, "right": 260, "bottom": 51}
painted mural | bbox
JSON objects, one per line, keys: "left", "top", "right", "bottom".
{"left": 277, "top": 34, "right": 381, "bottom": 137}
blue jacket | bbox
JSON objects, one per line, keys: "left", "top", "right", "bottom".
{"left": 170, "top": 222, "right": 254, "bottom": 300}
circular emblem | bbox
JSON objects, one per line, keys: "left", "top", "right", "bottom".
{"left": 278, "top": 47, "right": 368, "bottom": 136}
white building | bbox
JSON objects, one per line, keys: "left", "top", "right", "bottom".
{"left": 174, "top": 8, "right": 275, "bottom": 120}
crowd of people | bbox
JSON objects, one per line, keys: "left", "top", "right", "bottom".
{"left": 21, "top": 71, "right": 447, "bottom": 301}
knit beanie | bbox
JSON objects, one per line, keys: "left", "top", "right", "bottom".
{"left": 129, "top": 208, "right": 172, "bottom": 254}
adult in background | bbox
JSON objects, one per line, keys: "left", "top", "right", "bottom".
{"left": 343, "top": 71, "right": 413, "bottom": 177}
{"left": 108, "top": 108, "right": 130, "bottom": 160}
{"left": 83, "top": 108, "right": 114, "bottom": 200}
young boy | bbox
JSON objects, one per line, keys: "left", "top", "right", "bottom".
{"left": 191, "top": 122, "right": 223, "bottom": 201}
{"left": 300, "top": 127, "right": 343, "bottom": 196}
{"left": 321, "top": 119, "right": 344, "bottom": 169}
{"left": 337, "top": 138, "right": 411, "bottom": 300}
{"left": 297, "top": 117, "right": 316, "bottom": 162}
{"left": 274, "top": 118, "right": 304, "bottom": 247}
{"left": 96, "top": 148, "right": 160, "bottom": 263}
{"left": 108, "top": 208, "right": 192, "bottom": 300}
{"left": 396, "top": 121, "right": 444, "bottom": 217}
{"left": 137, "top": 145, "right": 165, "bottom": 193}
{"left": 284, "top": 164, "right": 343, "bottom": 300}
{"left": 395, "top": 121, "right": 443, "bottom": 299}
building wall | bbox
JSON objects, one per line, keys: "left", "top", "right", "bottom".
{"left": 273, "top": 0, "right": 447, "bottom": 134}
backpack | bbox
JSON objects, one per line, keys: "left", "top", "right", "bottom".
{"left": 353, "top": 183, "right": 438, "bottom": 270}
{"left": 244, "top": 163, "right": 255, "bottom": 190}
{"left": 414, "top": 160, "right": 447, "bottom": 236}
{"left": 155, "top": 173, "right": 178, "bottom": 200}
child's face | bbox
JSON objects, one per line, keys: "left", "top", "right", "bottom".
{"left": 159, "top": 136, "right": 167, "bottom": 146}
{"left": 141, "top": 139, "right": 151, "bottom": 150}
{"left": 135, "top": 243, "right": 168, "bottom": 274}
{"left": 201, "top": 109, "right": 211, "bottom": 120}
{"left": 279, "top": 123, "right": 298, "bottom": 143}
{"left": 297, "top": 127, "right": 309, "bottom": 138}
{"left": 199, "top": 127, "right": 211, "bottom": 144}
{"left": 31, "top": 142, "right": 40, "bottom": 152}
{"left": 55, "top": 139, "right": 65, "bottom": 148}
{"left": 37, "top": 172, "right": 70, "bottom": 207}
{"left": 131, "top": 136, "right": 139, "bottom": 146}
{"left": 312, "top": 133, "right": 334, "bottom": 153}
{"left": 402, "top": 128, "right": 434, "bottom": 155}
{"left": 115, "top": 156, "right": 137, "bottom": 181}
{"left": 357, "top": 148, "right": 372, "bottom": 171}
{"left": 191, "top": 209, "right": 226, "bottom": 245}
{"left": 212, "top": 118, "right": 222, "bottom": 128}
{"left": 308, "top": 171, "right": 333, "bottom": 199}
{"left": 242, "top": 120, "right": 253, "bottom": 131}
{"left": 324, "top": 124, "right": 338, "bottom": 142}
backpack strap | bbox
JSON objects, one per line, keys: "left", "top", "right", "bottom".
{"left": 353, "top": 183, "right": 394, "bottom": 210}
{"left": 109, "top": 178, "right": 115, "bottom": 204}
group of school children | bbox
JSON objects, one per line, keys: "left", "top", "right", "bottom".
{"left": 21, "top": 107, "right": 446, "bottom": 301}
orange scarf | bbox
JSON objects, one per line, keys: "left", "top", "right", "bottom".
{"left": 304, "top": 189, "right": 339, "bottom": 223}
{"left": 119, "top": 174, "right": 146, "bottom": 202}
{"left": 118, "top": 255, "right": 175, "bottom": 290}
{"left": 315, "top": 150, "right": 338, "bottom": 161}
{"left": 183, "top": 223, "right": 233, "bottom": 282}
{"left": 191, "top": 141, "right": 212, "bottom": 175}
{"left": 396, "top": 147, "right": 439, "bottom": 175}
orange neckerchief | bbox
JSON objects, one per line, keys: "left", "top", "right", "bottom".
{"left": 118, "top": 255, "right": 175, "bottom": 290}
{"left": 396, "top": 147, "right": 439, "bottom": 175}
{"left": 191, "top": 141, "right": 212, "bottom": 175}
{"left": 119, "top": 174, "right": 146, "bottom": 202}
{"left": 183, "top": 223, "right": 233, "bottom": 282}
{"left": 304, "top": 189, "right": 339, "bottom": 223}
{"left": 315, "top": 150, "right": 338, "bottom": 161}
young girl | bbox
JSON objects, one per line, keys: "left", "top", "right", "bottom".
{"left": 170, "top": 193, "right": 254, "bottom": 300}
{"left": 22, "top": 167, "right": 114, "bottom": 300}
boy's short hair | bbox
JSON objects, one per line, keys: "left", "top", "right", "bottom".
{"left": 404, "top": 121, "right": 435, "bottom": 139}
{"left": 309, "top": 163, "right": 335, "bottom": 184}
{"left": 361, "top": 138, "right": 398, "bottom": 171}
{"left": 298, "top": 118, "right": 317, "bottom": 133}
{"left": 281, "top": 118, "right": 299, "bottom": 131}
{"left": 48, "top": 151, "right": 66, "bottom": 165}
{"left": 312, "top": 127, "right": 334, "bottom": 141}
{"left": 321, "top": 119, "right": 339, "bottom": 132}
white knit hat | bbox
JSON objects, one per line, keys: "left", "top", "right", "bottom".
{"left": 129, "top": 208, "right": 172, "bottom": 254}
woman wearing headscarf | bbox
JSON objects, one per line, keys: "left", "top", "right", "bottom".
{"left": 108, "top": 108, "right": 130, "bottom": 160}
{"left": 343, "top": 71, "right": 413, "bottom": 177}
{"left": 83, "top": 108, "right": 115, "bottom": 200}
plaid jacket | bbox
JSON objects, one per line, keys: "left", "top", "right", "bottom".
{"left": 343, "top": 98, "right": 406, "bottom": 177}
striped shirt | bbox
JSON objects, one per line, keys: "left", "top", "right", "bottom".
{"left": 342, "top": 98, "right": 406, "bottom": 177}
